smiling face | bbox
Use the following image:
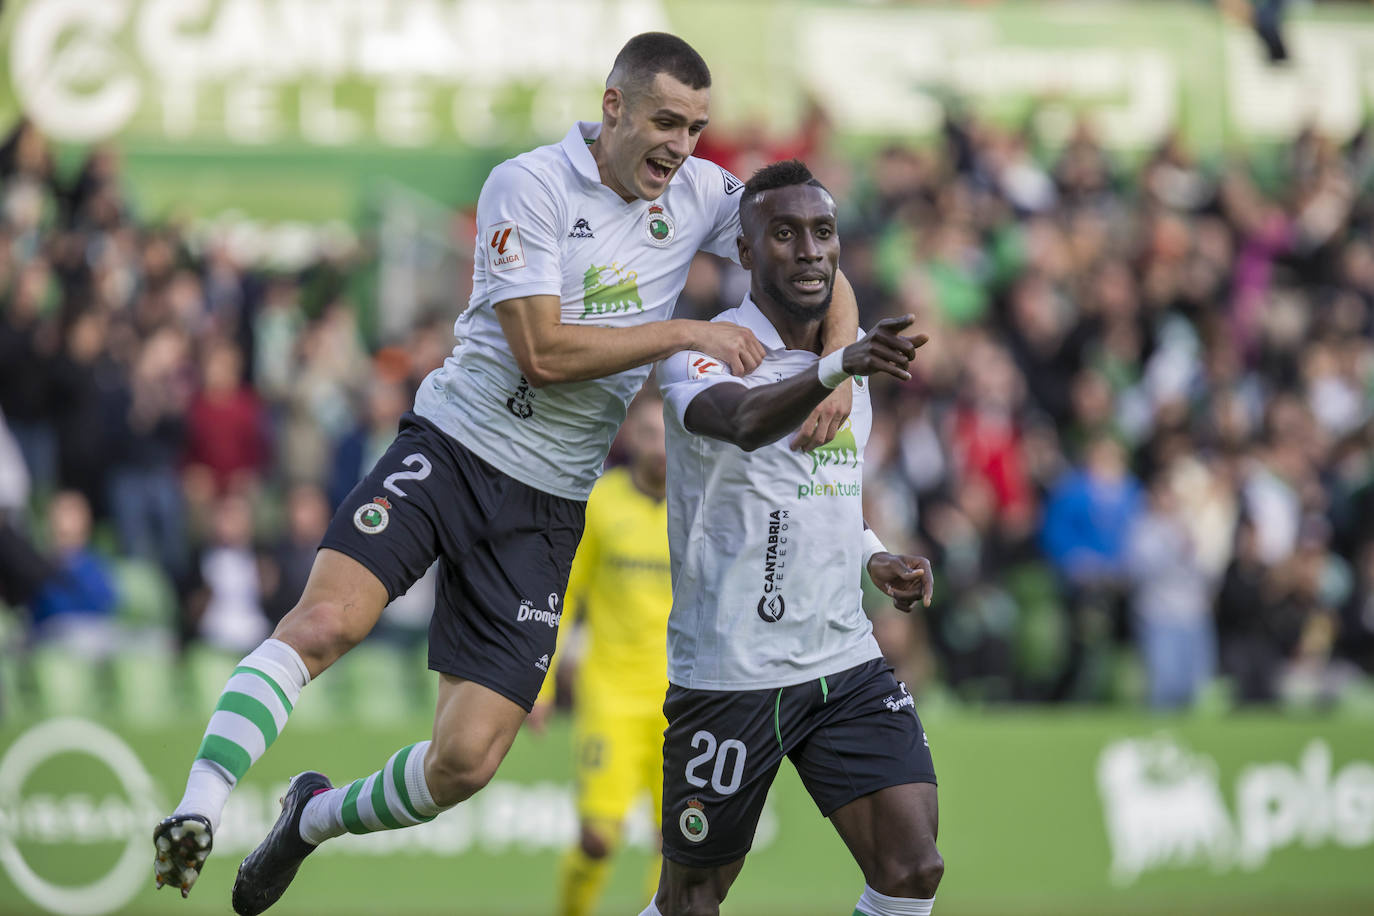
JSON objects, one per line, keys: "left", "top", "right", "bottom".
{"left": 739, "top": 183, "right": 840, "bottom": 322}
{"left": 596, "top": 72, "right": 710, "bottom": 202}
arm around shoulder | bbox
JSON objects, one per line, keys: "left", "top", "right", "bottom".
{"left": 493, "top": 295, "right": 698, "bottom": 387}
{"left": 493, "top": 299, "right": 767, "bottom": 387}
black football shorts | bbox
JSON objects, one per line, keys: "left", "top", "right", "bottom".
{"left": 321, "top": 412, "right": 585, "bottom": 709}
{"left": 660, "top": 657, "right": 936, "bottom": 868}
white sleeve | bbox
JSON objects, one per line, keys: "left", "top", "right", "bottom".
{"left": 657, "top": 348, "right": 743, "bottom": 427}
{"left": 696, "top": 162, "right": 746, "bottom": 265}
{"left": 475, "top": 162, "right": 564, "bottom": 303}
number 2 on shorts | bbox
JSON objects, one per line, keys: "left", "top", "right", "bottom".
{"left": 383, "top": 453, "right": 432, "bottom": 498}
{"left": 684, "top": 730, "right": 747, "bottom": 795}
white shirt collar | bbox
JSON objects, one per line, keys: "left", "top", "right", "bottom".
{"left": 561, "top": 121, "right": 605, "bottom": 185}
{"left": 734, "top": 294, "right": 800, "bottom": 354}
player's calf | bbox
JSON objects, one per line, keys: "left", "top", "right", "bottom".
{"left": 422, "top": 734, "right": 507, "bottom": 806}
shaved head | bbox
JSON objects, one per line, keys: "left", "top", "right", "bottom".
{"left": 606, "top": 32, "right": 711, "bottom": 106}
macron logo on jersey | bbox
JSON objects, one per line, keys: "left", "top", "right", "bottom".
{"left": 488, "top": 220, "right": 525, "bottom": 272}
{"left": 688, "top": 354, "right": 726, "bottom": 380}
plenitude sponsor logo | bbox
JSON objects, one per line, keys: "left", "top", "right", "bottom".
{"left": 1097, "top": 734, "right": 1374, "bottom": 885}
{"left": 808, "top": 424, "right": 859, "bottom": 475}
{"left": 796, "top": 422, "right": 860, "bottom": 499}
{"left": 796, "top": 480, "right": 861, "bottom": 500}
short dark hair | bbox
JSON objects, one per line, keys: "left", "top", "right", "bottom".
{"left": 607, "top": 33, "right": 711, "bottom": 98}
{"left": 742, "top": 159, "right": 827, "bottom": 201}
{"left": 740, "top": 160, "right": 830, "bottom": 231}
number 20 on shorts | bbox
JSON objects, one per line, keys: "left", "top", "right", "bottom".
{"left": 685, "top": 730, "right": 747, "bottom": 795}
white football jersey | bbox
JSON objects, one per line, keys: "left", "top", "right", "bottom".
{"left": 413, "top": 121, "right": 745, "bottom": 501}
{"left": 657, "top": 295, "right": 881, "bottom": 690}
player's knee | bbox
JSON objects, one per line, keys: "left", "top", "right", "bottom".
{"left": 272, "top": 599, "right": 364, "bottom": 672}
{"left": 913, "top": 849, "right": 944, "bottom": 897}
{"left": 423, "top": 738, "right": 503, "bottom": 807}
{"left": 873, "top": 849, "right": 944, "bottom": 899}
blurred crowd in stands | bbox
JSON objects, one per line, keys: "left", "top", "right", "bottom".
{"left": 2, "top": 100, "right": 1373, "bottom": 717}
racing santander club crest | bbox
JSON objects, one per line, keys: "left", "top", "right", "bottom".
{"left": 679, "top": 799, "right": 709, "bottom": 843}
{"left": 646, "top": 203, "right": 675, "bottom": 246}
{"left": 353, "top": 497, "right": 392, "bottom": 534}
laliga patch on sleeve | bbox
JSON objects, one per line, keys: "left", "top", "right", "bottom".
{"left": 687, "top": 353, "right": 726, "bottom": 380}
{"left": 487, "top": 220, "right": 526, "bottom": 272}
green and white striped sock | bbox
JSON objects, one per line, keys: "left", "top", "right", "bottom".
{"left": 298, "top": 741, "right": 445, "bottom": 845}
{"left": 174, "top": 639, "right": 310, "bottom": 831}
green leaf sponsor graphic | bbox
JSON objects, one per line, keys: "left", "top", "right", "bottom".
{"left": 580, "top": 263, "right": 643, "bottom": 318}
{"left": 808, "top": 422, "right": 858, "bottom": 475}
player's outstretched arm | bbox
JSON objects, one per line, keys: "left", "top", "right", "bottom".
{"left": 495, "top": 295, "right": 766, "bottom": 386}
{"left": 794, "top": 270, "right": 861, "bottom": 451}
{"left": 683, "top": 315, "right": 927, "bottom": 452}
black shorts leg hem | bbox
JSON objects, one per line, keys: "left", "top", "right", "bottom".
{"left": 817, "top": 774, "right": 939, "bottom": 819}
{"left": 429, "top": 661, "right": 540, "bottom": 713}
{"left": 661, "top": 841, "right": 754, "bottom": 870}
{"left": 316, "top": 539, "right": 403, "bottom": 604}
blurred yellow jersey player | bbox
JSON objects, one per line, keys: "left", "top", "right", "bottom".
{"left": 535, "top": 394, "right": 671, "bottom": 916}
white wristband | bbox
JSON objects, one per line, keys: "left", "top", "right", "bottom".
{"left": 817, "top": 349, "right": 850, "bottom": 389}
{"left": 862, "top": 527, "right": 887, "bottom": 573}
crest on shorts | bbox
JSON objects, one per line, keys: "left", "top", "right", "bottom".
{"left": 353, "top": 497, "right": 392, "bottom": 535}
{"left": 645, "top": 204, "right": 675, "bottom": 247}
{"left": 679, "top": 798, "right": 709, "bottom": 843}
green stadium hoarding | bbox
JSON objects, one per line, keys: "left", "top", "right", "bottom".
{"left": 4, "top": 0, "right": 1374, "bottom": 221}
{"left": 0, "top": 713, "right": 1371, "bottom": 915}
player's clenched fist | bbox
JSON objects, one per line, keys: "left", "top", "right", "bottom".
{"left": 690, "top": 320, "right": 768, "bottom": 377}
{"left": 867, "top": 552, "right": 935, "bottom": 612}
{"left": 841, "top": 314, "right": 928, "bottom": 382}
